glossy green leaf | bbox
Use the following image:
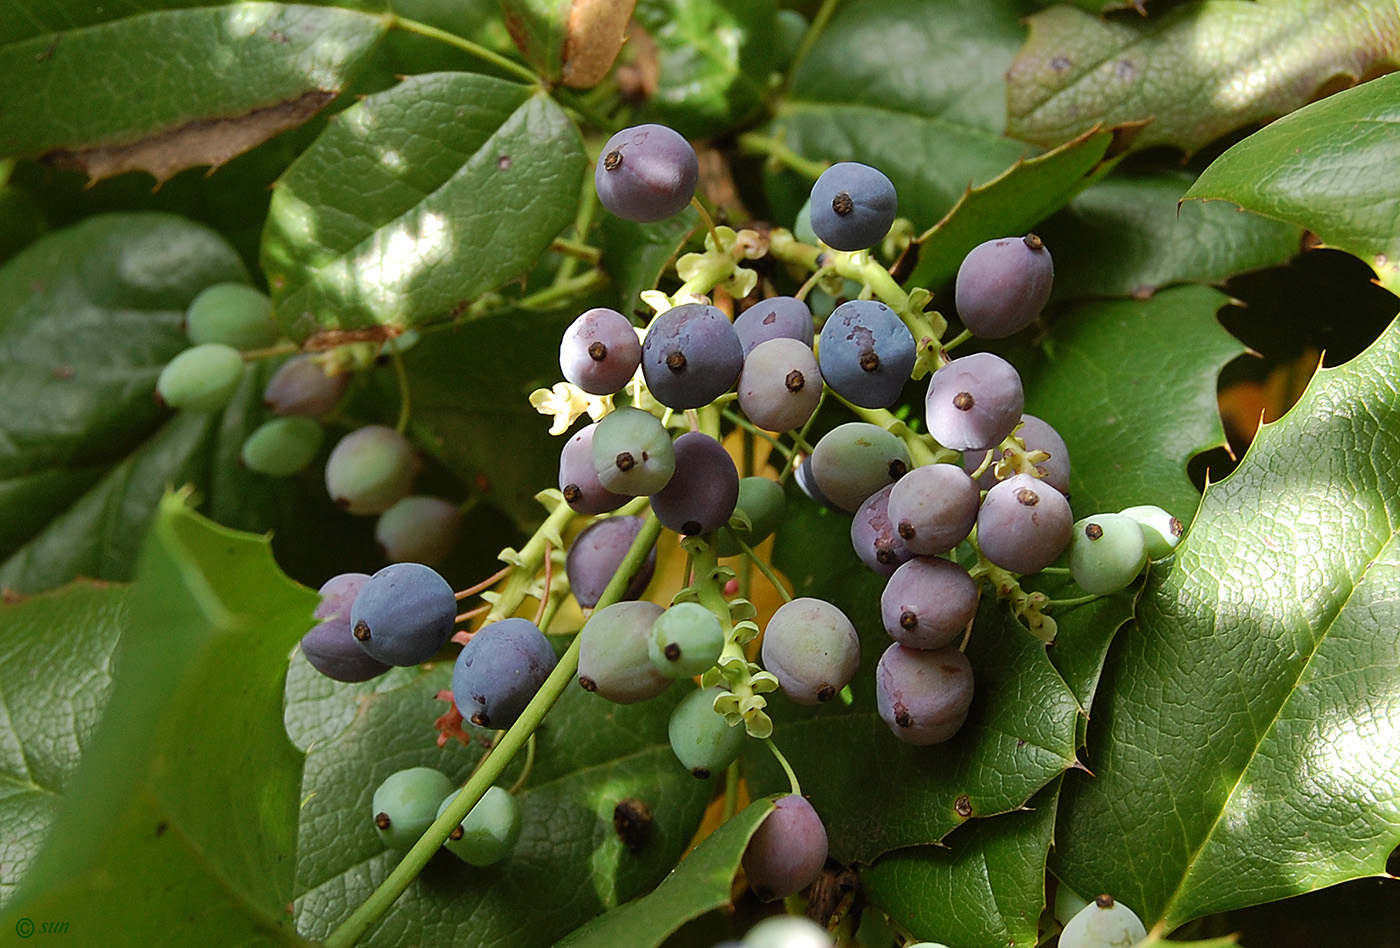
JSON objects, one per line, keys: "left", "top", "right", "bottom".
{"left": 599, "top": 207, "right": 700, "bottom": 318}
{"left": 1020, "top": 284, "right": 1246, "bottom": 523}
{"left": 263, "top": 73, "right": 586, "bottom": 341}
{"left": 862, "top": 783, "right": 1058, "bottom": 948}
{"left": 906, "top": 126, "right": 1115, "bottom": 290}
{"left": 0, "top": 3, "right": 387, "bottom": 183}
{"left": 1054, "top": 316, "right": 1400, "bottom": 928}
{"left": 757, "top": 491, "right": 1079, "bottom": 865}
{"left": 499, "top": 0, "right": 571, "bottom": 83}
{"left": 393, "top": 307, "right": 577, "bottom": 527}
{"left": 1039, "top": 171, "right": 1303, "bottom": 302}
{"left": 0, "top": 176, "right": 45, "bottom": 265}
{"left": 634, "top": 0, "right": 776, "bottom": 138}
{"left": 554, "top": 798, "right": 776, "bottom": 948}
{"left": 0, "top": 581, "right": 128, "bottom": 910}
{"left": 0, "top": 213, "right": 246, "bottom": 592}
{"left": 763, "top": 0, "right": 1037, "bottom": 228}
{"left": 291, "top": 662, "right": 712, "bottom": 948}
{"left": 1184, "top": 71, "right": 1400, "bottom": 295}
{"left": 1007, "top": 1, "right": 1400, "bottom": 154}
{"left": 0, "top": 493, "right": 319, "bottom": 945}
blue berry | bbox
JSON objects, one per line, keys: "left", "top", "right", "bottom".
{"left": 925, "top": 352, "right": 1024, "bottom": 452}
{"left": 453, "top": 618, "right": 558, "bottom": 730}
{"left": 955, "top": 234, "right": 1054, "bottom": 339}
{"left": 595, "top": 124, "right": 699, "bottom": 223}
{"left": 734, "top": 296, "right": 814, "bottom": 354}
{"left": 300, "top": 573, "right": 390, "bottom": 683}
{"left": 641, "top": 303, "right": 744, "bottom": 410}
{"left": 350, "top": 562, "right": 457, "bottom": 666}
{"left": 809, "top": 162, "right": 897, "bottom": 251}
{"left": 561, "top": 307, "right": 641, "bottom": 395}
{"left": 565, "top": 514, "right": 658, "bottom": 608}
{"left": 742, "top": 794, "right": 829, "bottom": 901}
{"left": 650, "top": 431, "right": 740, "bottom": 535}
{"left": 818, "top": 299, "right": 915, "bottom": 409}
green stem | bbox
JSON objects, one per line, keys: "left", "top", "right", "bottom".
{"left": 1047, "top": 594, "right": 1098, "bottom": 609}
{"left": 828, "top": 394, "right": 944, "bottom": 468}
{"left": 515, "top": 271, "right": 607, "bottom": 312}
{"left": 390, "top": 347, "right": 412, "bottom": 435}
{"left": 324, "top": 513, "right": 663, "bottom": 948}
{"left": 691, "top": 196, "right": 723, "bottom": 248}
{"left": 488, "top": 501, "right": 577, "bottom": 623}
{"left": 943, "top": 328, "right": 974, "bottom": 352}
{"left": 736, "top": 131, "right": 829, "bottom": 181}
{"left": 733, "top": 535, "right": 793, "bottom": 603}
{"left": 764, "top": 738, "right": 802, "bottom": 796}
{"left": 720, "top": 409, "right": 793, "bottom": 461}
{"left": 508, "top": 734, "right": 537, "bottom": 794}
{"left": 780, "top": 0, "right": 844, "bottom": 99}
{"left": 241, "top": 341, "right": 299, "bottom": 362}
{"left": 550, "top": 237, "right": 602, "bottom": 265}
{"left": 723, "top": 758, "right": 742, "bottom": 821}
{"left": 388, "top": 14, "right": 539, "bottom": 86}
{"left": 554, "top": 185, "right": 600, "bottom": 287}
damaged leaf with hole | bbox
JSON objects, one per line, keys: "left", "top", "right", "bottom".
{"left": 0, "top": 4, "right": 388, "bottom": 184}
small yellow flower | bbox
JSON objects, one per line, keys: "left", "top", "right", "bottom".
{"left": 528, "top": 382, "right": 611, "bottom": 435}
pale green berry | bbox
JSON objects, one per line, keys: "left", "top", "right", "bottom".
{"left": 1120, "top": 504, "right": 1185, "bottom": 559}
{"left": 372, "top": 767, "right": 454, "bottom": 850}
{"left": 1069, "top": 513, "right": 1148, "bottom": 596}
{"left": 1059, "top": 894, "right": 1147, "bottom": 948}
{"left": 436, "top": 786, "right": 521, "bottom": 866}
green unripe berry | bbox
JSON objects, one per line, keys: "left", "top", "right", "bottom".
{"left": 375, "top": 495, "right": 462, "bottom": 564}
{"left": 1058, "top": 894, "right": 1147, "bottom": 948}
{"left": 668, "top": 686, "right": 746, "bottom": 779}
{"left": 577, "top": 601, "right": 671, "bottom": 703}
{"left": 1069, "top": 513, "right": 1149, "bottom": 596}
{"left": 716, "top": 476, "right": 786, "bottom": 557}
{"left": 436, "top": 785, "right": 521, "bottom": 866}
{"left": 156, "top": 343, "right": 245, "bottom": 412}
{"left": 591, "top": 407, "right": 676, "bottom": 496}
{"left": 325, "top": 425, "right": 421, "bottom": 515}
{"left": 1120, "top": 504, "right": 1185, "bottom": 559}
{"left": 648, "top": 602, "right": 725, "bottom": 678}
{"left": 371, "top": 766, "right": 454, "bottom": 850}
{"left": 240, "top": 416, "right": 323, "bottom": 476}
{"left": 185, "top": 282, "right": 281, "bottom": 350}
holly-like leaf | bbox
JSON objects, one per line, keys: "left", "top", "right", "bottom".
{"left": 862, "top": 782, "right": 1058, "bottom": 948}
{"left": 633, "top": 0, "right": 777, "bottom": 138}
{"left": 1039, "top": 171, "right": 1303, "bottom": 302}
{"left": 291, "top": 664, "right": 712, "bottom": 948}
{"left": 0, "top": 581, "right": 128, "bottom": 910}
{"left": 0, "top": 493, "right": 319, "bottom": 945}
{"left": 1053, "top": 315, "right": 1400, "bottom": 928}
{"left": 1184, "top": 71, "right": 1400, "bottom": 296}
{"left": 757, "top": 492, "right": 1079, "bottom": 866}
{"left": 1019, "top": 284, "right": 1246, "bottom": 523}
{"left": 906, "top": 125, "right": 1116, "bottom": 290}
{"left": 0, "top": 2, "right": 387, "bottom": 184}
{"left": 263, "top": 72, "right": 587, "bottom": 342}
{"left": 1006, "top": 1, "right": 1400, "bottom": 154}
{"left": 554, "top": 798, "right": 776, "bottom": 948}
{"left": 762, "top": 0, "right": 1038, "bottom": 228}
{"left": 0, "top": 213, "right": 246, "bottom": 592}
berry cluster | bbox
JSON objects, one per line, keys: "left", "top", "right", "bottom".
{"left": 288, "top": 120, "right": 1186, "bottom": 909}
{"left": 152, "top": 281, "right": 466, "bottom": 565}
